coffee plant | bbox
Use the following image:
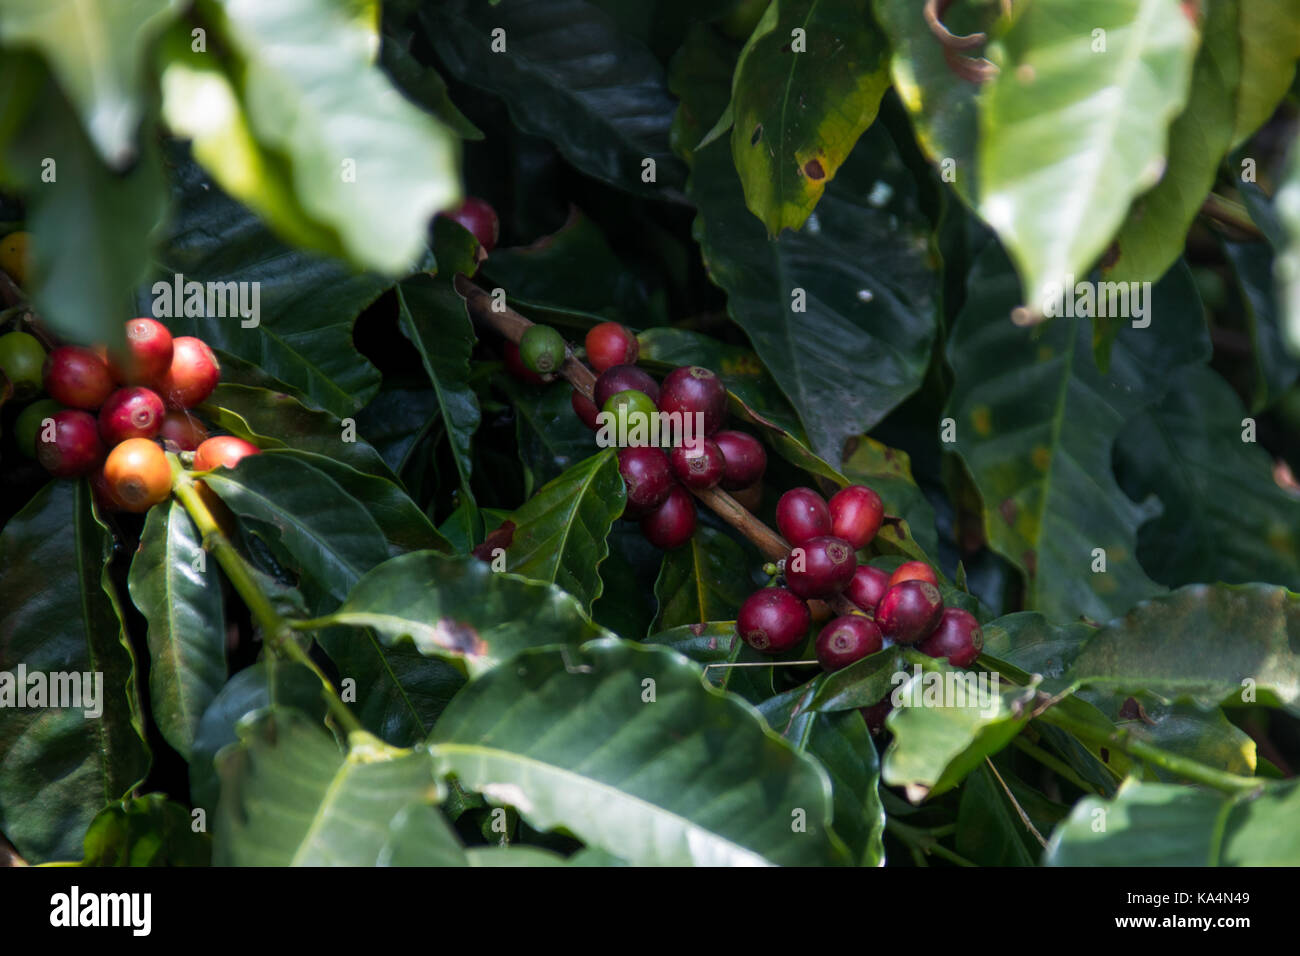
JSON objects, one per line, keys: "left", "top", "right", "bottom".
{"left": 0, "top": 0, "right": 1299, "bottom": 871}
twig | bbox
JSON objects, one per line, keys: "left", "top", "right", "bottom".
{"left": 984, "top": 756, "right": 1047, "bottom": 848}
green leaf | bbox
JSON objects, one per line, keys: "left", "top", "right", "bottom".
{"left": 976, "top": 0, "right": 1198, "bottom": 310}
{"left": 979, "top": 611, "right": 1093, "bottom": 680}
{"left": 653, "top": 525, "right": 753, "bottom": 631}
{"left": 1115, "top": 365, "right": 1300, "bottom": 589}
{"left": 80, "top": 794, "right": 211, "bottom": 867}
{"left": 642, "top": 620, "right": 778, "bottom": 704}
{"left": 213, "top": 711, "right": 442, "bottom": 865}
{"left": 808, "top": 709, "right": 885, "bottom": 866}
{"left": 0, "top": 0, "right": 182, "bottom": 166}
{"left": 1065, "top": 582, "right": 1300, "bottom": 717}
{"left": 1106, "top": 0, "right": 1241, "bottom": 286}
{"left": 497, "top": 377, "right": 598, "bottom": 499}
{"left": 200, "top": 0, "right": 460, "bottom": 273}
{"left": 840, "top": 434, "right": 939, "bottom": 562}
{"left": 955, "top": 763, "right": 1043, "bottom": 866}
{"left": 591, "top": 525, "right": 661, "bottom": 639}
{"left": 0, "top": 481, "right": 149, "bottom": 863}
{"left": 376, "top": 804, "right": 471, "bottom": 866}
{"left": 728, "top": 0, "right": 891, "bottom": 233}
{"left": 1223, "top": 240, "right": 1300, "bottom": 409}
{"left": 501, "top": 449, "right": 624, "bottom": 613}
{"left": 430, "top": 639, "right": 847, "bottom": 865}
{"left": 672, "top": 27, "right": 939, "bottom": 464}
{"left": 127, "top": 501, "right": 227, "bottom": 761}
{"left": 1276, "top": 143, "right": 1300, "bottom": 355}
{"left": 1046, "top": 778, "right": 1300, "bottom": 865}
{"left": 308, "top": 550, "right": 611, "bottom": 677}
{"left": 146, "top": 153, "right": 389, "bottom": 418}
{"left": 804, "top": 646, "right": 906, "bottom": 713}
{"left": 1231, "top": 0, "right": 1300, "bottom": 148}
{"left": 945, "top": 246, "right": 1210, "bottom": 623}
{"left": 381, "top": 36, "right": 483, "bottom": 141}
{"left": 424, "top": 0, "right": 685, "bottom": 199}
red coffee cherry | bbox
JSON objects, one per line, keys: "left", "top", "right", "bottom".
{"left": 639, "top": 483, "right": 696, "bottom": 549}
{"left": 845, "top": 564, "right": 890, "bottom": 613}
{"left": 785, "top": 535, "right": 856, "bottom": 599}
{"left": 98, "top": 387, "right": 165, "bottom": 445}
{"left": 107, "top": 317, "right": 174, "bottom": 385}
{"left": 35, "top": 409, "right": 105, "bottom": 477}
{"left": 571, "top": 390, "right": 601, "bottom": 431}
{"left": 443, "top": 196, "right": 500, "bottom": 252}
{"left": 669, "top": 438, "right": 725, "bottom": 490}
{"left": 829, "top": 484, "right": 883, "bottom": 549}
{"left": 503, "top": 340, "right": 548, "bottom": 384}
{"left": 193, "top": 436, "right": 261, "bottom": 471}
{"left": 585, "top": 322, "right": 638, "bottom": 372}
{"left": 157, "top": 411, "right": 209, "bottom": 452}
{"left": 875, "top": 581, "right": 944, "bottom": 645}
{"left": 657, "top": 366, "right": 727, "bottom": 436}
{"left": 816, "top": 615, "right": 884, "bottom": 671}
{"left": 157, "top": 336, "right": 220, "bottom": 409}
{"left": 594, "top": 364, "right": 659, "bottom": 407}
{"left": 776, "top": 487, "right": 831, "bottom": 547}
{"left": 103, "top": 438, "right": 171, "bottom": 513}
{"left": 44, "top": 346, "right": 115, "bottom": 410}
{"left": 617, "top": 446, "right": 673, "bottom": 517}
{"left": 737, "top": 587, "right": 811, "bottom": 653}
{"left": 713, "top": 430, "right": 766, "bottom": 490}
{"left": 889, "top": 560, "right": 938, "bottom": 588}
{"left": 917, "top": 607, "right": 984, "bottom": 668}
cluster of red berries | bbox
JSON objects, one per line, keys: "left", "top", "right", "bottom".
{"left": 0, "top": 319, "right": 259, "bottom": 513}
{"left": 503, "top": 319, "right": 768, "bottom": 550}
{"left": 736, "top": 484, "right": 983, "bottom": 672}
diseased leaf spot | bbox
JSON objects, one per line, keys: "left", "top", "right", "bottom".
{"left": 427, "top": 617, "right": 487, "bottom": 657}
{"left": 803, "top": 158, "right": 826, "bottom": 181}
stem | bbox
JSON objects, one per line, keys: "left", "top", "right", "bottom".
{"left": 1201, "top": 193, "right": 1264, "bottom": 239}
{"left": 1012, "top": 736, "right": 1105, "bottom": 796}
{"left": 171, "top": 465, "right": 364, "bottom": 736}
{"left": 1035, "top": 706, "right": 1264, "bottom": 795}
{"left": 886, "top": 819, "right": 976, "bottom": 867}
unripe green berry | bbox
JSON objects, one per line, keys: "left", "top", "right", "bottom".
{"left": 602, "top": 388, "right": 658, "bottom": 445}
{"left": 519, "top": 325, "right": 566, "bottom": 375}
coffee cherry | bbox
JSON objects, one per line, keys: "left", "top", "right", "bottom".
{"left": 90, "top": 468, "right": 123, "bottom": 514}
{"left": 889, "top": 561, "right": 938, "bottom": 588}
{"left": 103, "top": 438, "right": 171, "bottom": 513}
{"left": 443, "top": 197, "right": 499, "bottom": 252}
{"left": 44, "top": 345, "right": 115, "bottom": 410}
{"left": 108, "top": 318, "right": 174, "bottom": 385}
{"left": 785, "top": 535, "right": 856, "bottom": 599}
{"left": 35, "top": 409, "right": 105, "bottom": 477}
{"left": 845, "top": 564, "right": 890, "bottom": 613}
{"left": 816, "top": 615, "right": 884, "bottom": 671}
{"left": 669, "top": 438, "right": 725, "bottom": 489}
{"left": 712, "top": 430, "right": 766, "bottom": 490}
{"left": 585, "top": 322, "right": 638, "bottom": 372}
{"left": 503, "top": 340, "right": 548, "bottom": 384}
{"left": 730, "top": 481, "right": 763, "bottom": 511}
{"left": 617, "top": 446, "right": 673, "bottom": 517}
{"left": 875, "top": 580, "right": 943, "bottom": 645}
{"left": 193, "top": 436, "right": 260, "bottom": 472}
{"left": 640, "top": 483, "right": 696, "bottom": 549}
{"left": 571, "top": 389, "right": 601, "bottom": 431}
{"left": 603, "top": 389, "right": 658, "bottom": 445}
{"left": 657, "top": 366, "right": 726, "bottom": 435}
{"left": 0, "top": 231, "right": 30, "bottom": 286}
{"left": 594, "top": 364, "right": 659, "bottom": 407}
{"left": 14, "top": 398, "right": 62, "bottom": 459}
{"left": 157, "top": 337, "right": 220, "bottom": 409}
{"left": 158, "top": 411, "right": 209, "bottom": 452}
{"left": 519, "top": 325, "right": 566, "bottom": 375}
{"left": 737, "top": 587, "right": 810, "bottom": 653}
{"left": 860, "top": 699, "right": 893, "bottom": 736}
{"left": 98, "top": 387, "right": 165, "bottom": 445}
{"left": 0, "top": 331, "right": 46, "bottom": 396}
{"left": 776, "top": 487, "right": 831, "bottom": 547}
{"left": 829, "top": 484, "right": 883, "bottom": 549}
{"left": 918, "top": 608, "right": 984, "bottom": 668}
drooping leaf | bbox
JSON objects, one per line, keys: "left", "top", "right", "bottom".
{"left": 653, "top": 525, "right": 753, "bottom": 631}
{"left": 79, "top": 794, "right": 211, "bottom": 867}
{"left": 976, "top": 0, "right": 1198, "bottom": 311}
{"left": 127, "top": 501, "right": 227, "bottom": 761}
{"left": 1231, "top": 0, "right": 1300, "bottom": 148}
{"left": 0, "top": 481, "right": 149, "bottom": 863}
{"left": 430, "top": 639, "right": 848, "bottom": 865}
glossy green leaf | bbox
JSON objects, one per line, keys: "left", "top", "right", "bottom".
{"left": 307, "top": 550, "right": 611, "bottom": 677}
{"left": 977, "top": 0, "right": 1198, "bottom": 311}
{"left": 1223, "top": 240, "right": 1300, "bottom": 409}
{"left": 591, "top": 525, "right": 661, "bottom": 640}
{"left": 497, "top": 378, "right": 599, "bottom": 499}
{"left": 945, "top": 246, "right": 1210, "bottom": 623}
{"left": 1115, "top": 365, "right": 1300, "bottom": 589}
{"left": 0, "top": 0, "right": 181, "bottom": 166}
{"left": 1066, "top": 582, "right": 1300, "bottom": 716}
{"left": 804, "top": 646, "right": 906, "bottom": 713}
{"left": 381, "top": 37, "right": 483, "bottom": 141}
{"left": 424, "top": 0, "right": 685, "bottom": 199}
{"left": 501, "top": 449, "right": 624, "bottom": 613}
{"left": 127, "top": 501, "right": 227, "bottom": 761}
{"left": 955, "top": 763, "right": 1044, "bottom": 866}
{"left": 653, "top": 525, "right": 753, "bottom": 631}
{"left": 1277, "top": 143, "right": 1300, "bottom": 355}
{"left": 979, "top": 611, "right": 1093, "bottom": 681}
{"left": 1231, "top": 0, "right": 1300, "bottom": 148}
{"left": 0, "top": 481, "right": 149, "bottom": 863}
{"left": 673, "top": 27, "right": 939, "bottom": 465}
{"left": 431, "top": 639, "right": 847, "bottom": 865}
{"left": 213, "top": 711, "right": 442, "bottom": 865}
{"left": 80, "top": 794, "right": 211, "bottom": 867}
{"left": 1102, "top": 693, "right": 1256, "bottom": 779}
{"left": 729, "top": 0, "right": 891, "bottom": 233}
{"left": 642, "top": 620, "right": 778, "bottom": 703}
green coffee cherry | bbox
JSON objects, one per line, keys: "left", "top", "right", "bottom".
{"left": 519, "top": 325, "right": 566, "bottom": 375}
{"left": 0, "top": 330, "right": 47, "bottom": 397}
{"left": 14, "top": 398, "right": 62, "bottom": 459}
